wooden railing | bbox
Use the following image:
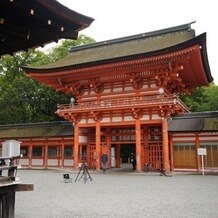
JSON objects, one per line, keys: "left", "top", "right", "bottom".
{"left": 57, "top": 95, "right": 189, "bottom": 112}
{"left": 0, "top": 155, "right": 34, "bottom": 218}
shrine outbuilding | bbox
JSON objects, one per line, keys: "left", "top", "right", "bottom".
{"left": 18, "top": 23, "right": 218, "bottom": 172}
{"left": 0, "top": 112, "right": 217, "bottom": 172}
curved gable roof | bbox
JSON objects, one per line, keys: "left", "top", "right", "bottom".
{"left": 24, "top": 23, "right": 196, "bottom": 71}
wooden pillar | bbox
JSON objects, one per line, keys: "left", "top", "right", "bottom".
{"left": 195, "top": 133, "right": 201, "bottom": 173}
{"left": 60, "top": 138, "right": 65, "bottom": 167}
{"left": 135, "top": 118, "right": 142, "bottom": 171}
{"left": 95, "top": 121, "right": 101, "bottom": 170}
{"left": 44, "top": 140, "right": 48, "bottom": 168}
{"left": 162, "top": 117, "right": 170, "bottom": 171}
{"left": 1, "top": 188, "right": 15, "bottom": 218}
{"left": 29, "top": 140, "right": 33, "bottom": 168}
{"left": 115, "top": 144, "right": 121, "bottom": 168}
{"left": 106, "top": 128, "right": 111, "bottom": 168}
{"left": 143, "top": 126, "right": 149, "bottom": 165}
{"left": 74, "top": 123, "right": 79, "bottom": 168}
{"left": 169, "top": 134, "right": 174, "bottom": 171}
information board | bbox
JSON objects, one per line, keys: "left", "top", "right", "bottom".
{"left": 197, "top": 148, "right": 207, "bottom": 156}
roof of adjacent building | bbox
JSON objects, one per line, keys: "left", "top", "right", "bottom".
{"left": 169, "top": 111, "right": 218, "bottom": 132}
{"left": 0, "top": 121, "right": 73, "bottom": 139}
{"left": 0, "top": 111, "right": 218, "bottom": 139}
{"left": 0, "top": 0, "right": 94, "bottom": 56}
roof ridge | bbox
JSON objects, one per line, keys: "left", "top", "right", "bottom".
{"left": 0, "top": 121, "right": 72, "bottom": 129}
{"left": 70, "top": 22, "right": 195, "bottom": 52}
{"left": 172, "top": 111, "right": 218, "bottom": 119}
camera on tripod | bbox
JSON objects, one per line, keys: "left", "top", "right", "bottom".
{"left": 74, "top": 156, "right": 93, "bottom": 183}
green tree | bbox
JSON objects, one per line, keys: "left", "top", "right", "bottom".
{"left": 181, "top": 83, "right": 218, "bottom": 112}
{"left": 0, "top": 35, "right": 95, "bottom": 124}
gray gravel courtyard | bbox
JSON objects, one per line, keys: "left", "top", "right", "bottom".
{"left": 15, "top": 168, "right": 218, "bottom": 218}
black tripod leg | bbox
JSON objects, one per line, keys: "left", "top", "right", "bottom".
{"left": 86, "top": 169, "right": 93, "bottom": 181}
{"left": 74, "top": 168, "right": 82, "bottom": 182}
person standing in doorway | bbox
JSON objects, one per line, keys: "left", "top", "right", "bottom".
{"left": 101, "top": 153, "right": 108, "bottom": 173}
{"left": 130, "top": 153, "right": 136, "bottom": 170}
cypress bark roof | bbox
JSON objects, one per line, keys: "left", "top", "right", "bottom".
{"left": 169, "top": 111, "right": 218, "bottom": 132}
{"left": 24, "top": 23, "right": 196, "bottom": 71}
{"left": 0, "top": 121, "right": 73, "bottom": 139}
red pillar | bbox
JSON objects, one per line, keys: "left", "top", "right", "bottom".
{"left": 29, "top": 140, "right": 33, "bottom": 168}
{"left": 106, "top": 128, "right": 111, "bottom": 168}
{"left": 135, "top": 118, "right": 142, "bottom": 171}
{"left": 74, "top": 123, "right": 79, "bottom": 169}
{"left": 95, "top": 121, "right": 101, "bottom": 170}
{"left": 61, "top": 138, "right": 65, "bottom": 167}
{"left": 169, "top": 134, "right": 174, "bottom": 171}
{"left": 195, "top": 133, "right": 201, "bottom": 173}
{"left": 162, "top": 117, "right": 170, "bottom": 171}
{"left": 44, "top": 140, "right": 48, "bottom": 168}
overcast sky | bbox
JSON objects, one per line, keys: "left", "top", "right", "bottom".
{"left": 57, "top": 0, "right": 217, "bottom": 84}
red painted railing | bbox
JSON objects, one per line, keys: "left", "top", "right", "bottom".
{"left": 57, "top": 95, "right": 189, "bottom": 112}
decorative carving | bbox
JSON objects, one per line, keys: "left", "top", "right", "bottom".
{"left": 131, "top": 108, "right": 143, "bottom": 119}
{"left": 158, "top": 103, "right": 185, "bottom": 118}
{"left": 69, "top": 114, "right": 81, "bottom": 124}
{"left": 89, "top": 78, "right": 104, "bottom": 94}
{"left": 154, "top": 66, "right": 189, "bottom": 94}
{"left": 67, "top": 83, "right": 85, "bottom": 96}
{"left": 90, "top": 111, "right": 103, "bottom": 122}
{"left": 130, "top": 76, "right": 143, "bottom": 90}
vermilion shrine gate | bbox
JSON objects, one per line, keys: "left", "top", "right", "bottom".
{"left": 24, "top": 23, "right": 213, "bottom": 172}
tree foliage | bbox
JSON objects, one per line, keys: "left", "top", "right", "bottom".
{"left": 0, "top": 35, "right": 95, "bottom": 124}
{"left": 181, "top": 83, "right": 218, "bottom": 112}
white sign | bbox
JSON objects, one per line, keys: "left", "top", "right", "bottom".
{"left": 197, "top": 148, "right": 207, "bottom": 156}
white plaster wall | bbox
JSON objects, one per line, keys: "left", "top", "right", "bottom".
{"left": 141, "top": 115, "right": 149, "bottom": 120}
{"left": 112, "top": 117, "right": 122, "bottom": 122}
{"left": 142, "top": 84, "right": 149, "bottom": 89}
{"left": 88, "top": 118, "right": 95, "bottom": 123}
{"left": 152, "top": 114, "right": 161, "bottom": 120}
{"left": 79, "top": 119, "right": 86, "bottom": 124}
{"left": 64, "top": 159, "right": 74, "bottom": 166}
{"left": 150, "top": 83, "right": 157, "bottom": 88}
{"left": 20, "top": 158, "right": 29, "bottom": 166}
{"left": 32, "top": 159, "right": 43, "bottom": 166}
{"left": 124, "top": 116, "right": 134, "bottom": 121}
{"left": 113, "top": 87, "right": 123, "bottom": 92}
{"left": 125, "top": 86, "right": 133, "bottom": 91}
{"left": 47, "top": 159, "right": 58, "bottom": 166}
{"left": 102, "top": 89, "right": 111, "bottom": 93}
{"left": 79, "top": 136, "right": 88, "bottom": 143}
{"left": 101, "top": 117, "right": 110, "bottom": 122}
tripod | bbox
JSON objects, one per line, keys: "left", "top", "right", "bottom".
{"left": 74, "top": 161, "right": 93, "bottom": 183}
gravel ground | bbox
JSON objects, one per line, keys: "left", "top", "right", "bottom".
{"left": 15, "top": 168, "right": 218, "bottom": 218}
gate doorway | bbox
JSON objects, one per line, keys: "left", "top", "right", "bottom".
{"left": 146, "top": 126, "right": 163, "bottom": 170}
{"left": 120, "top": 144, "right": 135, "bottom": 170}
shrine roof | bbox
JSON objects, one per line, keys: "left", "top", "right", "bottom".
{"left": 0, "top": 121, "right": 73, "bottom": 139}
{"left": 0, "top": 0, "right": 94, "bottom": 56}
{"left": 169, "top": 111, "right": 218, "bottom": 132}
{"left": 24, "top": 23, "right": 197, "bottom": 71}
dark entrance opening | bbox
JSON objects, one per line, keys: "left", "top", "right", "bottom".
{"left": 120, "top": 144, "right": 135, "bottom": 171}
{"left": 120, "top": 144, "right": 135, "bottom": 164}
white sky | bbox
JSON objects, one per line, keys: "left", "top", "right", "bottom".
{"left": 57, "top": 0, "right": 217, "bottom": 84}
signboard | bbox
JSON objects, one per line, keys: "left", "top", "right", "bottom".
{"left": 197, "top": 148, "right": 207, "bottom": 156}
{"left": 197, "top": 148, "right": 207, "bottom": 176}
